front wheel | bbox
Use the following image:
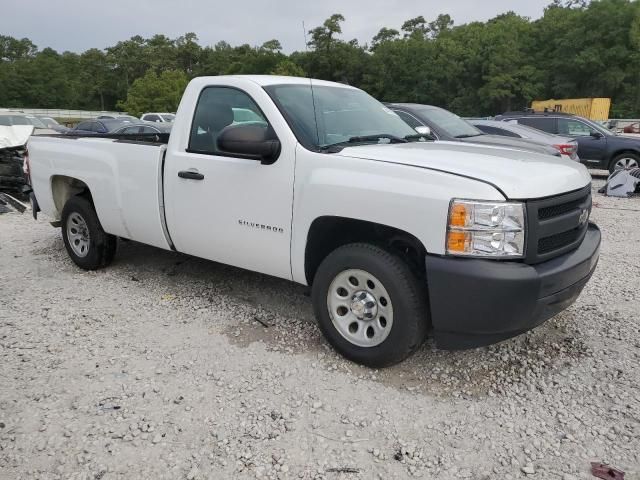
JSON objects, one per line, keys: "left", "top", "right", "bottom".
{"left": 61, "top": 195, "right": 117, "bottom": 270}
{"left": 609, "top": 153, "right": 640, "bottom": 173}
{"left": 311, "top": 243, "right": 429, "bottom": 367}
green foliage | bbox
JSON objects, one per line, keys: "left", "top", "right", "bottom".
{"left": 271, "top": 60, "right": 305, "bottom": 77}
{"left": 1, "top": 1, "right": 639, "bottom": 117}
{"left": 116, "top": 69, "right": 188, "bottom": 117}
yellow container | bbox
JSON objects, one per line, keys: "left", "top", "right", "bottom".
{"left": 530, "top": 98, "right": 611, "bottom": 121}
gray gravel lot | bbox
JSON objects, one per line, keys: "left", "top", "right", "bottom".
{"left": 1, "top": 177, "right": 639, "bottom": 480}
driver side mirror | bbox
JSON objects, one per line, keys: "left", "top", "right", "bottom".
{"left": 590, "top": 130, "right": 603, "bottom": 139}
{"left": 217, "top": 123, "right": 281, "bottom": 165}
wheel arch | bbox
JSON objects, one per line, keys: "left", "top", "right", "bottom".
{"left": 304, "top": 216, "right": 427, "bottom": 286}
{"left": 50, "top": 175, "right": 93, "bottom": 218}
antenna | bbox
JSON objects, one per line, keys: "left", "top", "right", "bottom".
{"left": 302, "top": 20, "right": 320, "bottom": 145}
{"left": 302, "top": 21, "right": 308, "bottom": 52}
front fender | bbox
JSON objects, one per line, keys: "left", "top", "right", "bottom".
{"left": 290, "top": 147, "right": 505, "bottom": 284}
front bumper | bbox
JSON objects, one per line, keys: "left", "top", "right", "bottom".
{"left": 425, "top": 223, "right": 601, "bottom": 349}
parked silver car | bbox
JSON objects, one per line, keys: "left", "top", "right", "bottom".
{"left": 469, "top": 119, "right": 579, "bottom": 162}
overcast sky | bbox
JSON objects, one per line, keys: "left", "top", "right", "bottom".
{"left": 2, "top": 0, "right": 552, "bottom": 53}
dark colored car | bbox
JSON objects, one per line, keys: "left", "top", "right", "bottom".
{"left": 68, "top": 119, "right": 132, "bottom": 135}
{"left": 495, "top": 111, "right": 640, "bottom": 172}
{"left": 387, "top": 103, "right": 562, "bottom": 158}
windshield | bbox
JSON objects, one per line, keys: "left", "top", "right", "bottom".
{"left": 161, "top": 114, "right": 175, "bottom": 121}
{"left": 39, "top": 117, "right": 60, "bottom": 126}
{"left": 26, "top": 116, "right": 47, "bottom": 128}
{"left": 264, "top": 84, "right": 417, "bottom": 150}
{"left": 417, "top": 106, "right": 482, "bottom": 138}
{"left": 582, "top": 117, "right": 612, "bottom": 136}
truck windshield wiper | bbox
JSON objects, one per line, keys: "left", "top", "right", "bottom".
{"left": 347, "top": 134, "right": 409, "bottom": 144}
{"left": 320, "top": 134, "right": 411, "bottom": 153}
{"left": 455, "top": 133, "right": 483, "bottom": 139}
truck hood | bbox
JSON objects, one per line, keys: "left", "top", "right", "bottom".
{"left": 336, "top": 141, "right": 591, "bottom": 199}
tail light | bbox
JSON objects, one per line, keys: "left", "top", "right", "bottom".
{"left": 554, "top": 144, "right": 577, "bottom": 156}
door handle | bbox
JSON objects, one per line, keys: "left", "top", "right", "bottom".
{"left": 178, "top": 169, "right": 204, "bottom": 180}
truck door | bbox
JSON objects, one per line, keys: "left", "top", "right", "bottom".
{"left": 163, "top": 85, "right": 295, "bottom": 280}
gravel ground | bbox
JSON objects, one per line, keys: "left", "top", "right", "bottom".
{"left": 1, "top": 177, "right": 639, "bottom": 480}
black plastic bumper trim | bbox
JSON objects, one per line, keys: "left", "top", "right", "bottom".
{"left": 425, "top": 223, "right": 601, "bottom": 349}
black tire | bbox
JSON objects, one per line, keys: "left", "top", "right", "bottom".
{"left": 609, "top": 152, "right": 640, "bottom": 173}
{"left": 311, "top": 243, "right": 429, "bottom": 368}
{"left": 61, "top": 195, "right": 117, "bottom": 270}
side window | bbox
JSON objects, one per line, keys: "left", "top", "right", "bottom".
{"left": 93, "top": 123, "right": 107, "bottom": 133}
{"left": 394, "top": 110, "right": 423, "bottom": 129}
{"left": 145, "top": 115, "right": 160, "bottom": 122}
{"left": 557, "top": 119, "right": 594, "bottom": 136}
{"left": 76, "top": 121, "right": 92, "bottom": 131}
{"left": 189, "top": 86, "right": 269, "bottom": 155}
{"left": 517, "top": 117, "right": 557, "bottom": 134}
{"left": 141, "top": 126, "right": 157, "bottom": 134}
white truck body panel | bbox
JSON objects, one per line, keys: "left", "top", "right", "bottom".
{"left": 289, "top": 145, "right": 504, "bottom": 283}
{"left": 28, "top": 137, "right": 171, "bottom": 250}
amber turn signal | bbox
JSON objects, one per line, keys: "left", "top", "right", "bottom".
{"left": 446, "top": 231, "right": 469, "bottom": 252}
{"left": 449, "top": 203, "right": 468, "bottom": 227}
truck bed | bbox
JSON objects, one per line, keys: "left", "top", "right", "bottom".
{"left": 28, "top": 135, "right": 172, "bottom": 250}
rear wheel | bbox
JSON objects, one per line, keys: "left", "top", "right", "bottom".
{"left": 61, "top": 195, "right": 117, "bottom": 270}
{"left": 311, "top": 243, "right": 429, "bottom": 367}
{"left": 609, "top": 153, "right": 640, "bottom": 173}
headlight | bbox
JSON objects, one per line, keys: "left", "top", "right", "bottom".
{"left": 446, "top": 199, "right": 526, "bottom": 258}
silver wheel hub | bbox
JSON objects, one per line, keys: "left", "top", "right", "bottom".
{"left": 327, "top": 269, "right": 393, "bottom": 348}
{"left": 615, "top": 157, "right": 639, "bottom": 170}
{"left": 66, "top": 212, "right": 90, "bottom": 258}
{"left": 350, "top": 291, "right": 378, "bottom": 319}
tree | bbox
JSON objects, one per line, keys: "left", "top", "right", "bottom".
{"left": 271, "top": 59, "right": 305, "bottom": 77}
{"left": 371, "top": 28, "right": 400, "bottom": 50}
{"left": 401, "top": 16, "right": 429, "bottom": 39}
{"left": 117, "top": 69, "right": 188, "bottom": 116}
{"left": 308, "top": 14, "right": 346, "bottom": 51}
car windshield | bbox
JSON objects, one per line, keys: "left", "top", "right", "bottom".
{"left": 582, "top": 117, "right": 613, "bottom": 136}
{"left": 161, "top": 114, "right": 175, "bottom": 121}
{"left": 26, "top": 116, "right": 48, "bottom": 128}
{"left": 417, "top": 106, "right": 483, "bottom": 138}
{"left": 264, "top": 84, "right": 417, "bottom": 150}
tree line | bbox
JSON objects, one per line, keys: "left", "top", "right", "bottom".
{"left": 1, "top": 0, "right": 639, "bottom": 118}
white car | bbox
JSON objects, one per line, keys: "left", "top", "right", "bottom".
{"left": 140, "top": 112, "right": 175, "bottom": 123}
{"left": 26, "top": 76, "right": 600, "bottom": 367}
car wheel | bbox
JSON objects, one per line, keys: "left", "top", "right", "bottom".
{"left": 61, "top": 195, "right": 117, "bottom": 270}
{"left": 311, "top": 243, "right": 429, "bottom": 367}
{"left": 609, "top": 153, "right": 640, "bottom": 173}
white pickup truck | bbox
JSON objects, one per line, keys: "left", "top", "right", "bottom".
{"left": 27, "top": 75, "right": 601, "bottom": 367}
